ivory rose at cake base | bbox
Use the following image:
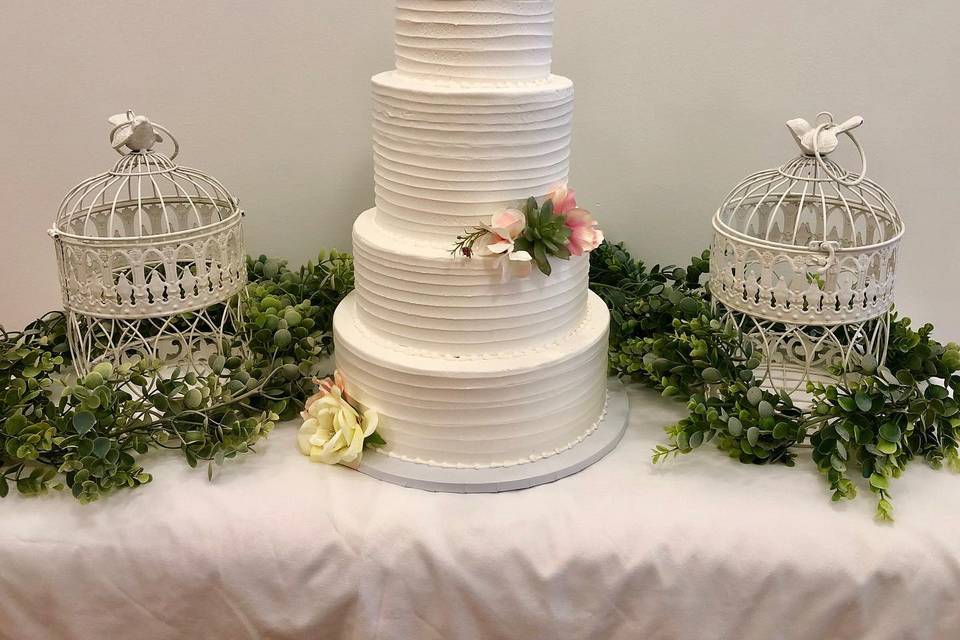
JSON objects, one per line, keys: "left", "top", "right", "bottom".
{"left": 297, "top": 372, "right": 383, "bottom": 466}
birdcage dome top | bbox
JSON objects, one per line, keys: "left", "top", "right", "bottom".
{"left": 52, "top": 110, "right": 241, "bottom": 242}
{"left": 48, "top": 111, "right": 247, "bottom": 324}
{"left": 713, "top": 113, "right": 903, "bottom": 253}
{"left": 709, "top": 113, "right": 905, "bottom": 329}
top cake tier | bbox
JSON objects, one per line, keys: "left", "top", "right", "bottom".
{"left": 395, "top": 0, "right": 554, "bottom": 83}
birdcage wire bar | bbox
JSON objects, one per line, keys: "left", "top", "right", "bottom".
{"left": 715, "top": 301, "right": 890, "bottom": 402}
{"left": 66, "top": 297, "right": 245, "bottom": 376}
{"left": 708, "top": 113, "right": 903, "bottom": 397}
{"left": 50, "top": 112, "right": 248, "bottom": 375}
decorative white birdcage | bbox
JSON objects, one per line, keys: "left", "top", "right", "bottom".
{"left": 709, "top": 112, "right": 904, "bottom": 397}
{"left": 49, "top": 111, "right": 247, "bottom": 374}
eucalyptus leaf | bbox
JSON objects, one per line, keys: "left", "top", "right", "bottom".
{"left": 4, "top": 414, "right": 27, "bottom": 435}
{"left": 772, "top": 421, "right": 790, "bottom": 440}
{"left": 837, "top": 396, "right": 857, "bottom": 412}
{"left": 835, "top": 440, "right": 847, "bottom": 461}
{"left": 92, "top": 438, "right": 111, "bottom": 459}
{"left": 879, "top": 422, "right": 901, "bottom": 442}
{"left": 701, "top": 367, "right": 722, "bottom": 384}
{"left": 727, "top": 417, "right": 743, "bottom": 437}
{"left": 688, "top": 430, "right": 704, "bottom": 449}
{"left": 877, "top": 439, "right": 898, "bottom": 455}
{"left": 758, "top": 400, "right": 774, "bottom": 418}
{"left": 834, "top": 422, "right": 850, "bottom": 442}
{"left": 72, "top": 411, "right": 96, "bottom": 435}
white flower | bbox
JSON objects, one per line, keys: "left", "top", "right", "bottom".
{"left": 474, "top": 208, "right": 533, "bottom": 279}
{"left": 296, "top": 385, "right": 379, "bottom": 465}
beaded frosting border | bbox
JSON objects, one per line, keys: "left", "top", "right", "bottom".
{"left": 371, "top": 391, "right": 609, "bottom": 469}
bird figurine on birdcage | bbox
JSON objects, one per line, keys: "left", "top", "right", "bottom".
{"left": 49, "top": 110, "right": 247, "bottom": 374}
{"left": 709, "top": 112, "right": 904, "bottom": 398}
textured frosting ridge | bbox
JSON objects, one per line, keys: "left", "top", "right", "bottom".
{"left": 328, "top": 0, "right": 609, "bottom": 468}
{"left": 335, "top": 292, "right": 609, "bottom": 467}
{"left": 353, "top": 209, "right": 588, "bottom": 353}
{"left": 373, "top": 71, "right": 573, "bottom": 239}
{"left": 395, "top": 0, "right": 554, "bottom": 82}
{"left": 378, "top": 393, "right": 609, "bottom": 469}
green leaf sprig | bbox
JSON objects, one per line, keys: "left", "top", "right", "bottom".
{"left": 591, "top": 240, "right": 960, "bottom": 521}
{"left": 0, "top": 249, "right": 354, "bottom": 503}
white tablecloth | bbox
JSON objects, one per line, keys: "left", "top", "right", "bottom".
{"left": 2, "top": 385, "right": 959, "bottom": 639}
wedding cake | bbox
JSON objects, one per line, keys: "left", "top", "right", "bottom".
{"left": 332, "top": 0, "right": 611, "bottom": 469}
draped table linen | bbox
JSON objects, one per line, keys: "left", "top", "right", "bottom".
{"left": 1, "top": 385, "right": 959, "bottom": 639}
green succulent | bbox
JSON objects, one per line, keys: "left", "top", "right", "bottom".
{"left": 513, "top": 197, "right": 571, "bottom": 276}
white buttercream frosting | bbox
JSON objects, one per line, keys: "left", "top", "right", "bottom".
{"left": 395, "top": 0, "right": 555, "bottom": 83}
{"left": 373, "top": 71, "right": 574, "bottom": 239}
{"left": 326, "top": 0, "right": 610, "bottom": 469}
{"left": 334, "top": 292, "right": 610, "bottom": 467}
{"left": 376, "top": 392, "right": 609, "bottom": 469}
{"left": 352, "top": 209, "right": 588, "bottom": 353}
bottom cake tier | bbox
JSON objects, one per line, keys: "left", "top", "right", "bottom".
{"left": 333, "top": 291, "right": 610, "bottom": 468}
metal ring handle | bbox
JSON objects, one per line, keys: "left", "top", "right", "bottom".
{"left": 809, "top": 240, "right": 839, "bottom": 273}
{"left": 108, "top": 119, "right": 179, "bottom": 160}
{"left": 812, "top": 122, "right": 866, "bottom": 187}
{"left": 152, "top": 123, "right": 179, "bottom": 160}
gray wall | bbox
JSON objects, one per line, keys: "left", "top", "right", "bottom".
{"left": 2, "top": 1, "right": 959, "bottom": 337}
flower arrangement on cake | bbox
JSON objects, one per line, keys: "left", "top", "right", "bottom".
{"left": 451, "top": 185, "right": 604, "bottom": 278}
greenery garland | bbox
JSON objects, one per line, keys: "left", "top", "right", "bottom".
{"left": 0, "top": 250, "right": 353, "bottom": 503}
{"left": 2, "top": 240, "right": 957, "bottom": 520}
{"left": 589, "top": 241, "right": 960, "bottom": 521}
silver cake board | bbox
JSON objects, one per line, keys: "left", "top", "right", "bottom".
{"left": 354, "top": 377, "right": 629, "bottom": 493}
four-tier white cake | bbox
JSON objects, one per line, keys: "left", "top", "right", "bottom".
{"left": 333, "top": 0, "right": 611, "bottom": 469}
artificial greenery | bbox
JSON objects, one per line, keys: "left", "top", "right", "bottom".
{"left": 589, "top": 240, "right": 960, "bottom": 521}
{"left": 3, "top": 237, "right": 957, "bottom": 519}
{"left": 0, "top": 250, "right": 354, "bottom": 503}
{"left": 242, "top": 250, "right": 355, "bottom": 420}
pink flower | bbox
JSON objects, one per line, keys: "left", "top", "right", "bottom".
{"left": 475, "top": 208, "right": 533, "bottom": 279}
{"left": 562, "top": 208, "right": 604, "bottom": 256}
{"left": 302, "top": 370, "right": 350, "bottom": 419}
{"left": 550, "top": 184, "right": 578, "bottom": 215}
{"left": 487, "top": 208, "right": 525, "bottom": 245}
